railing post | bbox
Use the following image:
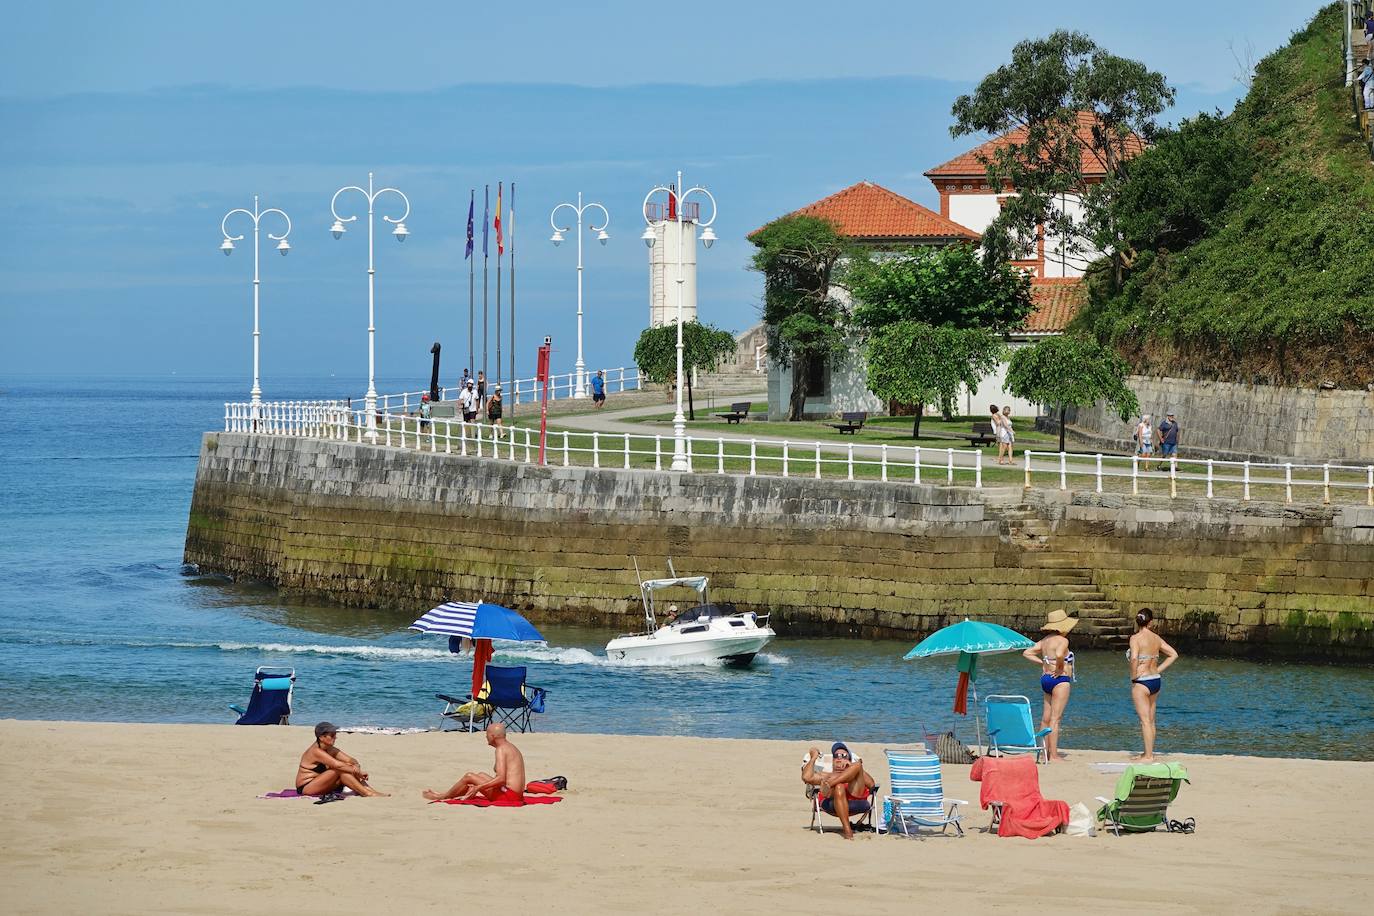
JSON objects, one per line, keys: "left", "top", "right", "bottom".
{"left": 623, "top": 435, "right": 630, "bottom": 470}
{"left": 1058, "top": 451, "right": 1067, "bottom": 490}
{"left": 718, "top": 437, "right": 725, "bottom": 475}
{"left": 593, "top": 432, "right": 600, "bottom": 469}
{"left": 1206, "top": 459, "right": 1214, "bottom": 498}
{"left": 881, "top": 445, "right": 888, "bottom": 482}
{"left": 946, "top": 448, "right": 954, "bottom": 485}
{"left": 224, "top": 403, "right": 230, "bottom": 432}
{"left": 815, "top": 442, "right": 822, "bottom": 480}
{"left": 524, "top": 427, "right": 532, "bottom": 463}
{"left": 1243, "top": 460, "right": 1251, "bottom": 501}
{"left": 654, "top": 434, "right": 662, "bottom": 472}
{"left": 1169, "top": 455, "right": 1177, "bottom": 498}
{"left": 1323, "top": 463, "right": 1331, "bottom": 505}
{"left": 847, "top": 444, "right": 854, "bottom": 481}
{"left": 444, "top": 419, "right": 452, "bottom": 454}
{"left": 686, "top": 435, "right": 693, "bottom": 473}
{"left": 563, "top": 431, "right": 570, "bottom": 467}
{"left": 914, "top": 446, "right": 921, "bottom": 485}
{"left": 782, "top": 441, "right": 790, "bottom": 478}
{"left": 1023, "top": 449, "right": 1031, "bottom": 488}
{"left": 750, "top": 439, "right": 757, "bottom": 476}
{"left": 1368, "top": 466, "right": 1373, "bottom": 507}
{"left": 975, "top": 448, "right": 982, "bottom": 488}
{"left": 1131, "top": 454, "right": 1138, "bottom": 495}
{"left": 1095, "top": 454, "right": 1103, "bottom": 494}
{"left": 475, "top": 422, "right": 483, "bottom": 458}
{"left": 459, "top": 421, "right": 469, "bottom": 457}
{"left": 385, "top": 417, "right": 393, "bottom": 448}
{"left": 1285, "top": 463, "right": 1293, "bottom": 504}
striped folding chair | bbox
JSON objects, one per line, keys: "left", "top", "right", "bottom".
{"left": 1095, "top": 767, "right": 1189, "bottom": 835}
{"left": 883, "top": 749, "right": 967, "bottom": 838}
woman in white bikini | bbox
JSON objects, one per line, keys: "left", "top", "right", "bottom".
{"left": 1127, "top": 608, "right": 1179, "bottom": 762}
{"left": 1023, "top": 609, "right": 1077, "bottom": 762}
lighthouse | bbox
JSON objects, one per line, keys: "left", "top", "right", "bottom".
{"left": 645, "top": 186, "right": 700, "bottom": 328}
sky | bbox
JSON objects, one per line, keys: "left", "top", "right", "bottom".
{"left": 0, "top": 0, "right": 1317, "bottom": 391}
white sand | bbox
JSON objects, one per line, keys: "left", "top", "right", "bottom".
{"left": 0, "top": 721, "right": 1367, "bottom": 914}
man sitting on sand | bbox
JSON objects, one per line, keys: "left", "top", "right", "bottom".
{"left": 422, "top": 723, "right": 526, "bottom": 805}
{"left": 802, "top": 742, "right": 875, "bottom": 840}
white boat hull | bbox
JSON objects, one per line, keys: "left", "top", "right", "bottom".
{"left": 606, "top": 628, "right": 775, "bottom": 666}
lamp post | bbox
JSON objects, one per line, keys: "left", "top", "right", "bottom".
{"left": 220, "top": 196, "right": 291, "bottom": 415}
{"left": 329, "top": 171, "right": 411, "bottom": 441}
{"left": 549, "top": 193, "right": 610, "bottom": 398}
{"left": 641, "top": 171, "right": 718, "bottom": 472}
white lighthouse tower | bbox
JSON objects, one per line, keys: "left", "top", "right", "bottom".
{"left": 646, "top": 188, "right": 700, "bottom": 328}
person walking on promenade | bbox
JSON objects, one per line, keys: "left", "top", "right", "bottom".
{"left": 1001, "top": 404, "right": 1016, "bottom": 465}
{"left": 460, "top": 368, "right": 471, "bottom": 392}
{"left": 1023, "top": 609, "right": 1077, "bottom": 763}
{"left": 459, "top": 379, "right": 478, "bottom": 423}
{"left": 990, "top": 405, "right": 1008, "bottom": 465}
{"left": 1157, "top": 411, "right": 1180, "bottom": 464}
{"left": 476, "top": 370, "right": 488, "bottom": 413}
{"left": 487, "top": 385, "right": 504, "bottom": 439}
{"left": 591, "top": 369, "right": 606, "bottom": 408}
{"left": 1127, "top": 608, "right": 1179, "bottom": 763}
{"left": 1134, "top": 414, "right": 1155, "bottom": 468}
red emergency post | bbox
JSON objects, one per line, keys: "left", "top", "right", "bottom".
{"left": 537, "top": 337, "right": 552, "bottom": 464}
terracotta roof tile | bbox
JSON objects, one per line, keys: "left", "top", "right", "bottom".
{"left": 925, "top": 112, "right": 1145, "bottom": 180}
{"left": 1025, "top": 278, "right": 1086, "bottom": 333}
{"left": 754, "top": 181, "right": 979, "bottom": 242}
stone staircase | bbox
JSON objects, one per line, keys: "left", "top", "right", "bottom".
{"left": 1000, "top": 505, "right": 1132, "bottom": 647}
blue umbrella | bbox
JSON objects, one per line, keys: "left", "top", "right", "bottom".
{"left": 409, "top": 601, "right": 544, "bottom": 643}
{"left": 903, "top": 618, "right": 1033, "bottom": 750}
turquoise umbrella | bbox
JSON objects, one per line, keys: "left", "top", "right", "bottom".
{"left": 903, "top": 619, "right": 1034, "bottom": 751}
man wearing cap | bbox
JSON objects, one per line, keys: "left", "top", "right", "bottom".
{"left": 802, "top": 742, "right": 875, "bottom": 839}
{"left": 294, "top": 722, "right": 388, "bottom": 797}
{"left": 459, "top": 379, "right": 478, "bottom": 423}
{"left": 1157, "top": 411, "right": 1180, "bottom": 465}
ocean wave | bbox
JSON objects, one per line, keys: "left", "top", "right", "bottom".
{"left": 171, "top": 641, "right": 458, "bottom": 661}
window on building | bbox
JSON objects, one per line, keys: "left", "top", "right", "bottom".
{"left": 801, "top": 358, "right": 828, "bottom": 398}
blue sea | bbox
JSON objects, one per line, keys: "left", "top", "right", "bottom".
{"left": 1, "top": 375, "right": 1371, "bottom": 759}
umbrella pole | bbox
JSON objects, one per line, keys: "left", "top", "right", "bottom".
{"left": 973, "top": 679, "right": 983, "bottom": 754}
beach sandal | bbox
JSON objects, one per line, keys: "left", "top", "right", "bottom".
{"left": 313, "top": 792, "right": 347, "bottom": 805}
{"left": 1167, "top": 818, "right": 1195, "bottom": 834}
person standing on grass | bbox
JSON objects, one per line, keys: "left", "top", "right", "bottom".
{"left": 487, "top": 385, "right": 504, "bottom": 439}
{"left": 1001, "top": 405, "right": 1016, "bottom": 465}
{"left": 591, "top": 369, "right": 606, "bottom": 408}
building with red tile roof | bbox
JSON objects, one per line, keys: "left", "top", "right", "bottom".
{"left": 1025, "top": 278, "right": 1087, "bottom": 335}
{"left": 752, "top": 181, "right": 979, "bottom": 244}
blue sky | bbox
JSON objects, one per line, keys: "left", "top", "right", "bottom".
{"left": 0, "top": 1, "right": 1315, "bottom": 391}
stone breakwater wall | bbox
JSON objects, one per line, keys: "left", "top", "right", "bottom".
{"left": 1065, "top": 375, "right": 1374, "bottom": 463}
{"left": 185, "top": 433, "right": 1374, "bottom": 660}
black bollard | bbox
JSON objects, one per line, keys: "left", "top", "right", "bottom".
{"left": 429, "top": 342, "right": 442, "bottom": 401}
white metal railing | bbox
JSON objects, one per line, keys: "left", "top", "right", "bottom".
{"left": 222, "top": 403, "right": 1374, "bottom": 506}
{"left": 365, "top": 366, "right": 644, "bottom": 412}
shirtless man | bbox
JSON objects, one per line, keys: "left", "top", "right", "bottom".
{"left": 295, "top": 721, "right": 389, "bottom": 797}
{"left": 802, "top": 742, "right": 875, "bottom": 840}
{"left": 422, "top": 723, "right": 527, "bottom": 805}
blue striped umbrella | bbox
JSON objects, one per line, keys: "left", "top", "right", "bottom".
{"left": 408, "top": 601, "right": 544, "bottom": 643}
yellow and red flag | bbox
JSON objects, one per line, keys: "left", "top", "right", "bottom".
{"left": 495, "top": 181, "right": 504, "bottom": 255}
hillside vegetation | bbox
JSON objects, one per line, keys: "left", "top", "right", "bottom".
{"left": 1078, "top": 3, "right": 1374, "bottom": 388}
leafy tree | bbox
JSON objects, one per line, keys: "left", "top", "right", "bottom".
{"left": 846, "top": 243, "right": 1033, "bottom": 333}
{"left": 1106, "top": 110, "right": 1256, "bottom": 256}
{"left": 950, "top": 30, "right": 1174, "bottom": 283}
{"left": 633, "top": 319, "right": 738, "bottom": 420}
{"left": 866, "top": 322, "right": 1004, "bottom": 438}
{"left": 749, "top": 215, "right": 851, "bottom": 420}
{"left": 1005, "top": 334, "right": 1139, "bottom": 452}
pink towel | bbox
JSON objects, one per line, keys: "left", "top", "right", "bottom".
{"left": 970, "top": 755, "right": 1069, "bottom": 839}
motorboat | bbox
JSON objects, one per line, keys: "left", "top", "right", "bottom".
{"left": 605, "top": 572, "right": 775, "bottom": 666}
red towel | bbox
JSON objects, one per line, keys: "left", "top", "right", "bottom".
{"left": 953, "top": 670, "right": 970, "bottom": 715}
{"left": 969, "top": 755, "right": 1069, "bottom": 839}
{"left": 440, "top": 794, "right": 562, "bottom": 807}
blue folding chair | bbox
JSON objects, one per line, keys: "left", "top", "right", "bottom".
{"left": 445, "top": 665, "right": 547, "bottom": 733}
{"left": 984, "top": 694, "right": 1052, "bottom": 762}
{"left": 882, "top": 749, "right": 967, "bottom": 837}
{"left": 228, "top": 667, "right": 294, "bottom": 725}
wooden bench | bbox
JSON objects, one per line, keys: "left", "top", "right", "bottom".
{"left": 954, "top": 422, "right": 999, "bottom": 446}
{"left": 716, "top": 401, "right": 752, "bottom": 424}
{"left": 828, "top": 411, "right": 867, "bottom": 434}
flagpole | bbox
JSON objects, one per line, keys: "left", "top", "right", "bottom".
{"left": 468, "top": 189, "right": 474, "bottom": 380}
{"left": 496, "top": 180, "right": 503, "bottom": 391}
{"left": 509, "top": 182, "right": 516, "bottom": 417}
{"left": 483, "top": 184, "right": 489, "bottom": 385}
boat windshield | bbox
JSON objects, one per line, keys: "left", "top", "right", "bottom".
{"left": 665, "top": 602, "right": 742, "bottom": 626}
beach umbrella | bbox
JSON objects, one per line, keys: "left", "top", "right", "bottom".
{"left": 902, "top": 619, "right": 1034, "bottom": 747}
{"left": 409, "top": 601, "right": 545, "bottom": 694}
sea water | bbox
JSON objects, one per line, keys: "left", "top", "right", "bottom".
{"left": 2, "top": 375, "right": 1371, "bottom": 759}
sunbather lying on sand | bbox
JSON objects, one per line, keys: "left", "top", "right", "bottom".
{"left": 423, "top": 723, "right": 527, "bottom": 805}
{"left": 296, "top": 721, "right": 388, "bottom": 796}
{"left": 802, "top": 742, "right": 875, "bottom": 840}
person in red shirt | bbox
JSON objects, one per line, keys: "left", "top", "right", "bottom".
{"left": 802, "top": 742, "right": 875, "bottom": 840}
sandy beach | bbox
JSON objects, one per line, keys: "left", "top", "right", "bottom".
{"left": 0, "top": 720, "right": 1367, "bottom": 915}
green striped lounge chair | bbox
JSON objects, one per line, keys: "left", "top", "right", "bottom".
{"left": 1095, "top": 763, "right": 1190, "bottom": 835}
{"left": 883, "top": 749, "right": 967, "bottom": 838}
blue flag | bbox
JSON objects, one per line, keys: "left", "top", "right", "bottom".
{"left": 465, "top": 190, "right": 474, "bottom": 259}
{"left": 483, "top": 184, "right": 489, "bottom": 257}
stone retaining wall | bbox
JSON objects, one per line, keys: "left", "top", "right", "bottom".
{"left": 1065, "top": 376, "right": 1374, "bottom": 462}
{"left": 185, "top": 433, "right": 1374, "bottom": 660}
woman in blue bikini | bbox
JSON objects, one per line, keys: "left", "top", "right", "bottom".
{"left": 1128, "top": 608, "right": 1179, "bottom": 762}
{"left": 1023, "top": 609, "right": 1078, "bottom": 763}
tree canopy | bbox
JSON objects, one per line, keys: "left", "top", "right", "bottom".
{"left": 846, "top": 243, "right": 1033, "bottom": 334}
{"left": 1005, "top": 333, "right": 1139, "bottom": 451}
{"left": 749, "top": 215, "right": 852, "bottom": 420}
{"left": 633, "top": 320, "right": 738, "bottom": 419}
{"left": 866, "top": 322, "right": 1004, "bottom": 437}
{"left": 950, "top": 30, "right": 1174, "bottom": 276}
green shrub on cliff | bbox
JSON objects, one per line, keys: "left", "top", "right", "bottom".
{"left": 1078, "top": 3, "right": 1374, "bottom": 387}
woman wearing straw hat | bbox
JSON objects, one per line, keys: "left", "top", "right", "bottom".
{"left": 1022, "top": 609, "right": 1078, "bottom": 763}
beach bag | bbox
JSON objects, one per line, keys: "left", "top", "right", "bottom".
{"left": 1065, "top": 802, "right": 1095, "bottom": 837}
{"left": 528, "top": 687, "right": 547, "bottom": 714}
{"left": 932, "top": 731, "right": 976, "bottom": 765}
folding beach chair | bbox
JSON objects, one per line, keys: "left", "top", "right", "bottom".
{"left": 804, "top": 754, "right": 879, "bottom": 835}
{"left": 228, "top": 667, "right": 294, "bottom": 725}
{"left": 440, "top": 665, "right": 547, "bottom": 733}
{"left": 1096, "top": 763, "right": 1191, "bottom": 836}
{"left": 984, "top": 695, "right": 1052, "bottom": 762}
{"left": 883, "top": 749, "right": 967, "bottom": 838}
